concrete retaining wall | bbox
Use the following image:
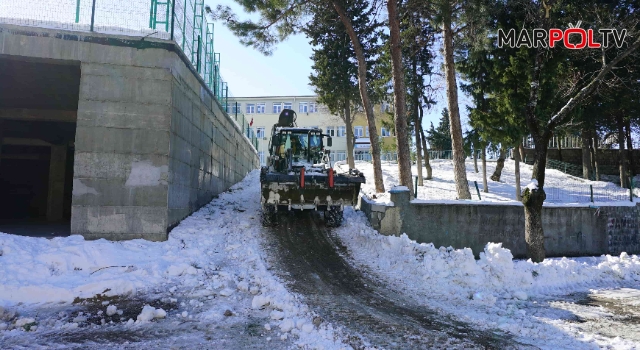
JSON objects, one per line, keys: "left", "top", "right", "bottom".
{"left": 361, "top": 189, "right": 640, "bottom": 258}
{"left": 0, "top": 24, "right": 259, "bottom": 241}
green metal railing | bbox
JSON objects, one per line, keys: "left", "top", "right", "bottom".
{"left": 545, "top": 159, "right": 585, "bottom": 179}
{"left": 0, "top": 0, "right": 258, "bottom": 151}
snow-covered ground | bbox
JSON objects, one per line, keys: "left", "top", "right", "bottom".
{"left": 1, "top": 169, "right": 639, "bottom": 349}
{"left": 336, "top": 210, "right": 640, "bottom": 349}
{"left": 339, "top": 159, "right": 637, "bottom": 206}
{"left": 0, "top": 171, "right": 346, "bottom": 349}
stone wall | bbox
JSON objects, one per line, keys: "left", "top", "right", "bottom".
{"left": 361, "top": 189, "right": 639, "bottom": 258}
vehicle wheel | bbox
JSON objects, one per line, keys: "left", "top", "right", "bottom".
{"left": 325, "top": 207, "right": 343, "bottom": 227}
{"left": 261, "top": 205, "right": 278, "bottom": 227}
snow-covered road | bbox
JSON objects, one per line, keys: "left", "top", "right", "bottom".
{"left": 262, "top": 211, "right": 522, "bottom": 349}
{"left": 1, "top": 169, "right": 639, "bottom": 349}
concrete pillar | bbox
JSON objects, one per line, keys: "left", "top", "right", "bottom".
{"left": 47, "top": 145, "right": 67, "bottom": 221}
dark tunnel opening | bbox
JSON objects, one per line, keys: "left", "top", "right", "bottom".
{"left": 0, "top": 55, "right": 80, "bottom": 237}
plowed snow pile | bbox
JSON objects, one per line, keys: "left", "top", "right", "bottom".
{"left": 336, "top": 209, "right": 640, "bottom": 349}
{"left": 0, "top": 170, "right": 347, "bottom": 349}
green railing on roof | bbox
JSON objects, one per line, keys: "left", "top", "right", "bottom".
{"left": 0, "top": 0, "right": 256, "bottom": 151}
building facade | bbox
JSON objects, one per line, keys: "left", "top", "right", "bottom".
{"left": 232, "top": 96, "right": 397, "bottom": 166}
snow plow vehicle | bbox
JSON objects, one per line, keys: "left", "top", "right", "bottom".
{"left": 260, "top": 109, "right": 365, "bottom": 227}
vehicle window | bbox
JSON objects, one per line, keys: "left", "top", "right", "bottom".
{"left": 309, "top": 134, "right": 321, "bottom": 148}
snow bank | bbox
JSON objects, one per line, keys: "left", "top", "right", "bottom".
{"left": 0, "top": 170, "right": 348, "bottom": 349}
{"left": 336, "top": 208, "right": 640, "bottom": 348}
{"left": 338, "top": 210, "right": 640, "bottom": 302}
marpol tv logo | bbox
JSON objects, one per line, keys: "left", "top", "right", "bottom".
{"left": 498, "top": 21, "right": 628, "bottom": 49}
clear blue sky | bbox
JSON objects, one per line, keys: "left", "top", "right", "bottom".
{"left": 208, "top": 0, "right": 469, "bottom": 131}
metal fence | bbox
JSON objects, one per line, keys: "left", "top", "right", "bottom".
{"left": 0, "top": 0, "right": 259, "bottom": 151}
{"left": 522, "top": 135, "right": 605, "bottom": 149}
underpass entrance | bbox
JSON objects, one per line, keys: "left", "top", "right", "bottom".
{"left": 0, "top": 56, "right": 79, "bottom": 237}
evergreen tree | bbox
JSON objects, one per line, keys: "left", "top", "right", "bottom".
{"left": 506, "top": 0, "right": 640, "bottom": 261}
{"left": 426, "top": 108, "right": 453, "bottom": 151}
{"left": 305, "top": 0, "right": 381, "bottom": 170}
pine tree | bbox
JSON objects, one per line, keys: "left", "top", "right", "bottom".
{"left": 305, "top": 0, "right": 381, "bottom": 170}
{"left": 508, "top": 0, "right": 640, "bottom": 261}
{"left": 426, "top": 108, "right": 453, "bottom": 151}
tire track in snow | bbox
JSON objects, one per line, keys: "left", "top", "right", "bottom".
{"left": 264, "top": 210, "right": 528, "bottom": 349}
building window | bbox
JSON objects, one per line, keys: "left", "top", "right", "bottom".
{"left": 229, "top": 103, "right": 239, "bottom": 114}
{"left": 381, "top": 127, "right": 390, "bottom": 137}
{"left": 326, "top": 126, "right": 335, "bottom": 137}
{"left": 365, "top": 127, "right": 369, "bottom": 137}
{"left": 246, "top": 103, "right": 255, "bottom": 114}
{"left": 354, "top": 126, "right": 363, "bottom": 137}
{"left": 283, "top": 102, "right": 292, "bottom": 110}
{"left": 329, "top": 152, "right": 336, "bottom": 162}
{"left": 336, "top": 151, "right": 346, "bottom": 161}
{"left": 256, "top": 127, "right": 265, "bottom": 138}
{"left": 310, "top": 102, "right": 318, "bottom": 112}
{"left": 299, "top": 102, "right": 308, "bottom": 113}
{"left": 259, "top": 151, "right": 265, "bottom": 165}
{"left": 256, "top": 103, "right": 265, "bottom": 114}
{"left": 273, "top": 103, "right": 282, "bottom": 114}
{"left": 337, "top": 126, "right": 346, "bottom": 137}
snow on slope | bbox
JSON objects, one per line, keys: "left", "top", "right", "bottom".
{"left": 339, "top": 159, "right": 636, "bottom": 206}
{"left": 335, "top": 209, "right": 640, "bottom": 349}
{"left": 0, "top": 170, "right": 347, "bottom": 349}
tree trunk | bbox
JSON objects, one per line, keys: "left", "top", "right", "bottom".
{"left": 344, "top": 99, "right": 355, "bottom": 169}
{"left": 581, "top": 127, "right": 593, "bottom": 179}
{"left": 442, "top": 4, "right": 471, "bottom": 199}
{"left": 419, "top": 98, "right": 432, "bottom": 179}
{"left": 490, "top": 147, "right": 506, "bottom": 182}
{"left": 591, "top": 129, "right": 600, "bottom": 181}
{"left": 332, "top": 2, "right": 384, "bottom": 193}
{"left": 557, "top": 137, "right": 563, "bottom": 162}
{"left": 473, "top": 148, "right": 479, "bottom": 173}
{"left": 514, "top": 142, "right": 522, "bottom": 201}
{"left": 413, "top": 99, "right": 423, "bottom": 187}
{"left": 387, "top": 0, "right": 413, "bottom": 197}
{"left": 522, "top": 39, "right": 547, "bottom": 263}
{"left": 617, "top": 113, "right": 629, "bottom": 188}
{"left": 415, "top": 125, "right": 424, "bottom": 186}
{"left": 625, "top": 118, "right": 635, "bottom": 177}
{"left": 519, "top": 142, "right": 525, "bottom": 163}
{"left": 481, "top": 145, "right": 488, "bottom": 193}
{"left": 523, "top": 142, "right": 548, "bottom": 263}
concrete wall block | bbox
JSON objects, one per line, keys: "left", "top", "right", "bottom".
{"left": 131, "top": 48, "right": 173, "bottom": 69}
{"left": 75, "top": 126, "right": 169, "bottom": 155}
{"left": 82, "top": 43, "right": 136, "bottom": 66}
{"left": 71, "top": 205, "right": 167, "bottom": 240}
{"left": 0, "top": 32, "right": 78, "bottom": 62}
{"left": 82, "top": 63, "right": 171, "bottom": 80}
{"left": 77, "top": 100, "right": 171, "bottom": 130}
{"left": 74, "top": 152, "right": 168, "bottom": 181}
{"left": 72, "top": 178, "right": 168, "bottom": 207}
{"left": 168, "top": 208, "right": 191, "bottom": 228}
{"left": 168, "top": 184, "right": 190, "bottom": 209}
{"left": 80, "top": 74, "right": 171, "bottom": 105}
